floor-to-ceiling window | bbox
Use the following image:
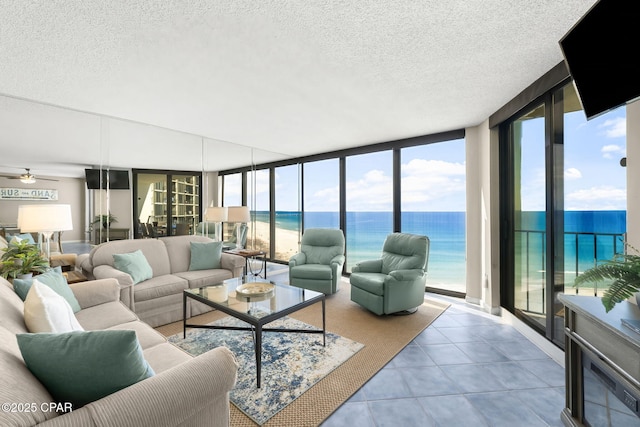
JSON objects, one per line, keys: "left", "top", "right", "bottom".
{"left": 509, "top": 104, "right": 548, "bottom": 332}
{"left": 274, "top": 164, "right": 301, "bottom": 261}
{"left": 499, "top": 73, "right": 627, "bottom": 347}
{"left": 563, "top": 83, "right": 627, "bottom": 296}
{"left": 401, "top": 141, "right": 466, "bottom": 294}
{"left": 247, "top": 168, "right": 270, "bottom": 253}
{"left": 217, "top": 131, "right": 466, "bottom": 290}
{"left": 303, "top": 159, "right": 340, "bottom": 230}
{"left": 345, "top": 151, "right": 393, "bottom": 272}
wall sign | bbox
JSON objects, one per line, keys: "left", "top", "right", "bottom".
{"left": 0, "top": 188, "right": 58, "bottom": 201}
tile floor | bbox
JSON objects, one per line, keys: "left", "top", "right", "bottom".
{"left": 321, "top": 294, "right": 566, "bottom": 427}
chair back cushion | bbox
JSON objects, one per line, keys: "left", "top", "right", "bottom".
{"left": 381, "top": 233, "right": 429, "bottom": 274}
{"left": 301, "top": 228, "right": 345, "bottom": 265}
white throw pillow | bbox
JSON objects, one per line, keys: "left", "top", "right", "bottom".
{"left": 24, "top": 280, "right": 84, "bottom": 333}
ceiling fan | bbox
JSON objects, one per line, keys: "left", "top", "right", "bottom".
{"left": 0, "top": 168, "right": 59, "bottom": 184}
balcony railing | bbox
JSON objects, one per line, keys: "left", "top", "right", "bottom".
{"left": 516, "top": 229, "right": 625, "bottom": 314}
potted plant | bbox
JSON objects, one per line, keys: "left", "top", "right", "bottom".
{"left": 91, "top": 213, "right": 118, "bottom": 230}
{"left": 574, "top": 244, "right": 640, "bottom": 312}
{"left": 0, "top": 240, "right": 50, "bottom": 280}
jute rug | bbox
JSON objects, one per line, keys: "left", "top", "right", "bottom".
{"left": 156, "top": 279, "right": 449, "bottom": 426}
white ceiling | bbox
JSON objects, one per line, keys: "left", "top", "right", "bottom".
{"left": 0, "top": 0, "right": 597, "bottom": 178}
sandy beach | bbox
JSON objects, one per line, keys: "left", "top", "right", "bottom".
{"left": 246, "top": 220, "right": 301, "bottom": 261}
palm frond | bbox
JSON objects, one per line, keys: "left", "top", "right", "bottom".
{"left": 601, "top": 275, "right": 640, "bottom": 312}
{"left": 573, "top": 247, "right": 640, "bottom": 312}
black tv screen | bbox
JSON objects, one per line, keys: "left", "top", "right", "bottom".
{"left": 85, "top": 169, "right": 130, "bottom": 190}
{"left": 559, "top": 0, "right": 640, "bottom": 120}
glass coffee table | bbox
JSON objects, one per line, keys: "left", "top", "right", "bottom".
{"left": 183, "top": 276, "right": 326, "bottom": 388}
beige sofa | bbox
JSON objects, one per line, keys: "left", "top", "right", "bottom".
{"left": 0, "top": 276, "right": 238, "bottom": 427}
{"left": 79, "top": 235, "right": 245, "bottom": 327}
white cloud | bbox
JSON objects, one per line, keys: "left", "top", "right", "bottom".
{"left": 600, "top": 117, "right": 626, "bottom": 138}
{"left": 308, "top": 159, "right": 467, "bottom": 211}
{"left": 564, "top": 168, "right": 582, "bottom": 180}
{"left": 565, "top": 185, "right": 626, "bottom": 210}
{"left": 345, "top": 169, "right": 393, "bottom": 211}
{"left": 601, "top": 144, "right": 625, "bottom": 159}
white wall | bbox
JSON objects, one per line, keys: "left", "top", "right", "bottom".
{"left": 626, "top": 101, "right": 640, "bottom": 249}
{"left": 465, "top": 120, "right": 501, "bottom": 314}
{"left": 0, "top": 176, "right": 86, "bottom": 242}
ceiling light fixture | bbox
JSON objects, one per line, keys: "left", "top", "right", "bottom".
{"left": 20, "top": 175, "right": 36, "bottom": 184}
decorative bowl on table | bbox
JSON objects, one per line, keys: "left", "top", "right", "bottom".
{"left": 235, "top": 282, "right": 275, "bottom": 302}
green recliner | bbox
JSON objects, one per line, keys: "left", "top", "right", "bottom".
{"left": 350, "top": 233, "right": 430, "bottom": 315}
{"left": 289, "top": 228, "right": 345, "bottom": 294}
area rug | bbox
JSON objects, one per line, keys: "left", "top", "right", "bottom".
{"left": 168, "top": 316, "right": 363, "bottom": 425}
{"left": 156, "top": 279, "right": 449, "bottom": 426}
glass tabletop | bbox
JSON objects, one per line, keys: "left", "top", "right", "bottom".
{"left": 185, "top": 276, "right": 324, "bottom": 320}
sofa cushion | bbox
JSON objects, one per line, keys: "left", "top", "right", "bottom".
{"left": 143, "top": 342, "right": 193, "bottom": 374}
{"left": 75, "top": 301, "right": 139, "bottom": 330}
{"left": 0, "top": 278, "right": 28, "bottom": 334}
{"left": 113, "top": 250, "right": 154, "bottom": 284}
{"left": 189, "top": 241, "right": 222, "bottom": 270}
{"left": 90, "top": 238, "right": 171, "bottom": 277}
{"left": 161, "top": 235, "right": 215, "bottom": 274}
{"left": 24, "top": 281, "right": 84, "bottom": 333}
{"left": 17, "top": 330, "right": 155, "bottom": 408}
{"left": 175, "top": 269, "right": 233, "bottom": 288}
{"left": 133, "top": 274, "right": 188, "bottom": 302}
{"left": 0, "top": 327, "right": 57, "bottom": 426}
{"left": 106, "top": 320, "right": 167, "bottom": 349}
{"left": 14, "top": 267, "right": 82, "bottom": 312}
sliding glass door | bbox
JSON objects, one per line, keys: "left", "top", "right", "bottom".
{"left": 501, "top": 81, "right": 627, "bottom": 347}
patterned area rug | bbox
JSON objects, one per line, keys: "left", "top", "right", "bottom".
{"left": 168, "top": 316, "right": 364, "bottom": 425}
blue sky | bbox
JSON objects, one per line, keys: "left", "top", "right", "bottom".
{"left": 227, "top": 105, "right": 626, "bottom": 213}
{"left": 520, "top": 107, "right": 626, "bottom": 211}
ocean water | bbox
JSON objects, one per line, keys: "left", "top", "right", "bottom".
{"left": 263, "top": 211, "right": 467, "bottom": 288}
{"left": 258, "top": 210, "right": 627, "bottom": 291}
{"left": 518, "top": 210, "right": 627, "bottom": 280}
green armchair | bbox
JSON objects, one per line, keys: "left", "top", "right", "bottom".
{"left": 350, "top": 233, "right": 429, "bottom": 315}
{"left": 289, "top": 228, "right": 345, "bottom": 294}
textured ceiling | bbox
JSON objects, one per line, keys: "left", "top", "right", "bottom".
{"left": 0, "top": 0, "right": 597, "bottom": 177}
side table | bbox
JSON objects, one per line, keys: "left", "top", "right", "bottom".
{"left": 226, "top": 249, "right": 267, "bottom": 278}
{"left": 63, "top": 271, "right": 87, "bottom": 284}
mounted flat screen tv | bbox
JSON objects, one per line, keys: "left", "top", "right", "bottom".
{"left": 85, "top": 169, "right": 130, "bottom": 190}
{"left": 559, "top": 0, "right": 640, "bottom": 120}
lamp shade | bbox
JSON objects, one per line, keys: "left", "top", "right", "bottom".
{"left": 18, "top": 204, "right": 73, "bottom": 233}
{"left": 204, "top": 206, "right": 228, "bottom": 222}
{"left": 227, "top": 206, "right": 250, "bottom": 223}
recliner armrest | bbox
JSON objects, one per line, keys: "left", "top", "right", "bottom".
{"left": 387, "top": 269, "right": 425, "bottom": 282}
{"left": 330, "top": 254, "right": 345, "bottom": 267}
{"left": 289, "top": 252, "right": 307, "bottom": 267}
{"left": 352, "top": 259, "right": 383, "bottom": 273}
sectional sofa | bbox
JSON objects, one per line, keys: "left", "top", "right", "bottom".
{"left": 78, "top": 235, "right": 245, "bottom": 327}
{"left": 0, "top": 276, "right": 238, "bottom": 426}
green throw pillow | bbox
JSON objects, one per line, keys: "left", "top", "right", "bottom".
{"left": 17, "top": 330, "right": 155, "bottom": 408}
{"left": 14, "top": 267, "right": 82, "bottom": 313}
{"left": 113, "top": 250, "right": 153, "bottom": 284}
{"left": 9, "top": 233, "right": 36, "bottom": 245}
{"left": 189, "top": 241, "right": 222, "bottom": 271}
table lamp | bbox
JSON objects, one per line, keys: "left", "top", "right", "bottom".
{"left": 227, "top": 206, "right": 250, "bottom": 249}
{"left": 18, "top": 204, "right": 73, "bottom": 259}
{"left": 204, "top": 206, "right": 228, "bottom": 242}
